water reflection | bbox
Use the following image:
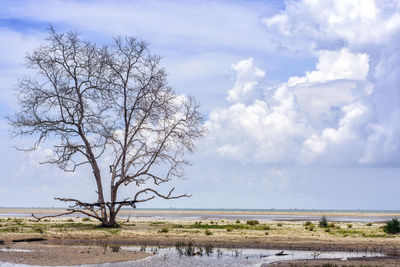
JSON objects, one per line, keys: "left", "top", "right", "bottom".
{"left": 89, "top": 246, "right": 383, "bottom": 267}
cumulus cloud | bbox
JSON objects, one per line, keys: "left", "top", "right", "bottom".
{"left": 227, "top": 57, "right": 265, "bottom": 103}
{"left": 287, "top": 49, "right": 369, "bottom": 86}
{"left": 206, "top": 0, "right": 400, "bottom": 168}
{"left": 263, "top": 0, "right": 400, "bottom": 48}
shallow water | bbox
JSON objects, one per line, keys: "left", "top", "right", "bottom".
{"left": 116, "top": 247, "right": 383, "bottom": 267}
{"left": 1, "top": 246, "right": 382, "bottom": 267}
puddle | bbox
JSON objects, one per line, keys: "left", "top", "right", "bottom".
{"left": 0, "top": 248, "right": 32, "bottom": 252}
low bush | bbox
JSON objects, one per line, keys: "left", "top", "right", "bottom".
{"left": 158, "top": 227, "right": 169, "bottom": 233}
{"left": 319, "top": 216, "right": 328, "bottom": 228}
{"left": 246, "top": 220, "right": 259, "bottom": 226}
{"left": 384, "top": 219, "right": 400, "bottom": 234}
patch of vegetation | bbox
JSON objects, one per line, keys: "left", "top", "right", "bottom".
{"left": 175, "top": 221, "right": 270, "bottom": 231}
{"left": 0, "top": 226, "right": 19, "bottom": 233}
{"left": 158, "top": 227, "right": 169, "bottom": 233}
{"left": 226, "top": 227, "right": 233, "bottom": 232}
{"left": 335, "top": 229, "right": 363, "bottom": 236}
{"left": 52, "top": 222, "right": 99, "bottom": 230}
{"left": 347, "top": 224, "right": 353, "bottom": 228}
{"left": 106, "top": 229, "right": 121, "bottom": 235}
{"left": 304, "top": 222, "right": 315, "bottom": 231}
{"left": 32, "top": 226, "right": 45, "bottom": 233}
{"left": 110, "top": 245, "right": 121, "bottom": 252}
{"left": 366, "top": 222, "right": 372, "bottom": 226}
{"left": 319, "top": 216, "right": 328, "bottom": 228}
{"left": 175, "top": 241, "right": 214, "bottom": 257}
{"left": 82, "top": 217, "right": 92, "bottom": 222}
{"left": 384, "top": 219, "right": 400, "bottom": 234}
{"left": 13, "top": 218, "right": 24, "bottom": 225}
{"left": 362, "top": 233, "right": 387, "bottom": 238}
{"left": 150, "top": 221, "right": 165, "bottom": 226}
{"left": 246, "top": 220, "right": 259, "bottom": 226}
{"left": 205, "top": 229, "right": 213, "bottom": 235}
{"left": 277, "top": 223, "right": 283, "bottom": 227}
{"left": 235, "top": 220, "right": 240, "bottom": 224}
{"left": 204, "top": 244, "right": 213, "bottom": 256}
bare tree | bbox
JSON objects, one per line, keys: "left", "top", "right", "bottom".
{"left": 10, "top": 27, "right": 204, "bottom": 227}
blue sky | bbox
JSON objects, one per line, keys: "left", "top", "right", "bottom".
{"left": 1, "top": 0, "right": 400, "bottom": 210}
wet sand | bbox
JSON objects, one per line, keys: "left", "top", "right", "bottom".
{"left": 0, "top": 242, "right": 150, "bottom": 266}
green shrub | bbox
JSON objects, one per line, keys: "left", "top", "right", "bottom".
{"left": 384, "top": 219, "right": 400, "bottom": 234}
{"left": 226, "top": 227, "right": 233, "bottom": 232}
{"left": 366, "top": 222, "right": 372, "bottom": 226}
{"left": 261, "top": 225, "right": 270, "bottom": 230}
{"left": 277, "top": 223, "right": 283, "bottom": 227}
{"left": 305, "top": 222, "right": 315, "bottom": 231}
{"left": 304, "top": 221, "right": 312, "bottom": 226}
{"left": 159, "top": 227, "right": 169, "bottom": 233}
{"left": 246, "top": 220, "right": 259, "bottom": 226}
{"left": 319, "top": 216, "right": 328, "bottom": 228}
{"left": 32, "top": 226, "right": 44, "bottom": 233}
{"left": 236, "top": 220, "right": 240, "bottom": 224}
{"left": 347, "top": 224, "right": 352, "bottom": 228}
{"left": 205, "top": 229, "right": 213, "bottom": 235}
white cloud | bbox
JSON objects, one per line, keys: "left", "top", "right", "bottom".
{"left": 287, "top": 49, "right": 369, "bottom": 86}
{"left": 206, "top": 33, "right": 400, "bottom": 166}
{"left": 227, "top": 57, "right": 265, "bottom": 103}
{"left": 203, "top": 0, "right": 400, "bottom": 167}
{"left": 263, "top": 0, "right": 400, "bottom": 48}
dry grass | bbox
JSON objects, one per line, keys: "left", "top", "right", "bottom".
{"left": 0, "top": 217, "right": 394, "bottom": 240}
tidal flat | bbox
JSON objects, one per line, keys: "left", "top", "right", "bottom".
{"left": 0, "top": 214, "right": 399, "bottom": 266}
